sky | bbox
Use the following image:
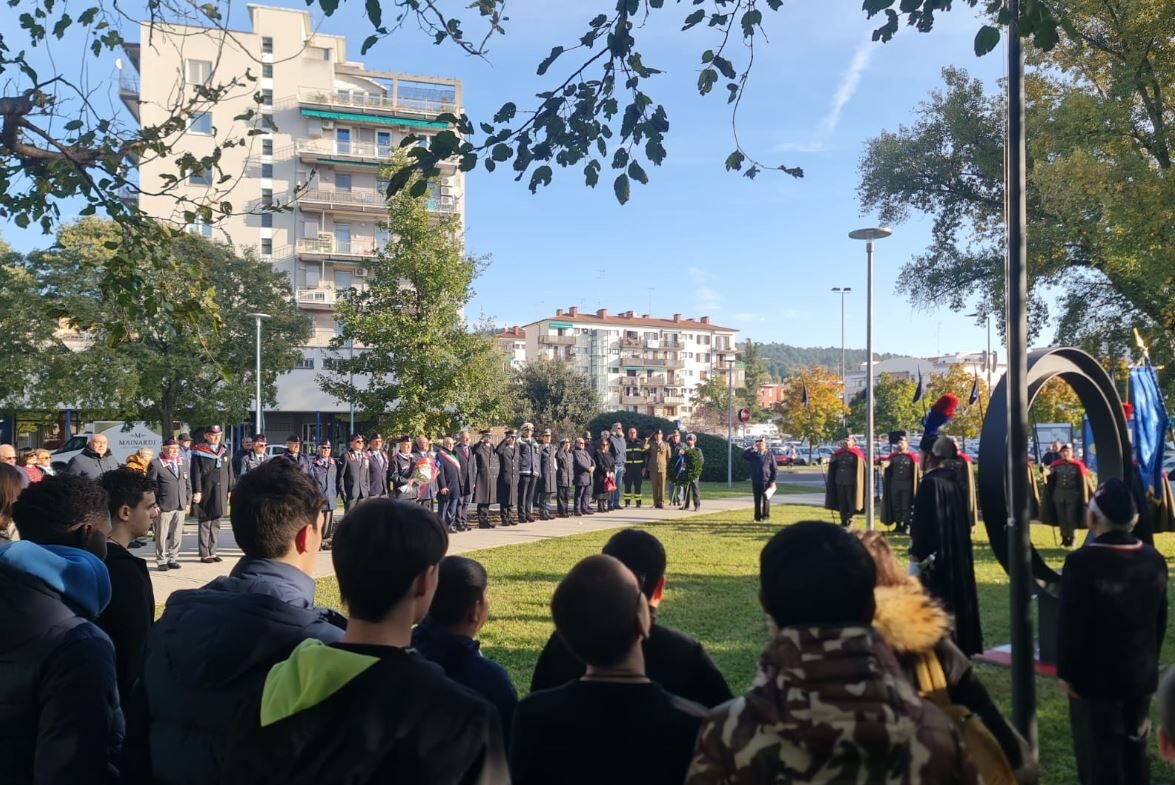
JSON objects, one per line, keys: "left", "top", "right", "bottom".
{"left": 3, "top": 0, "right": 1010, "bottom": 359}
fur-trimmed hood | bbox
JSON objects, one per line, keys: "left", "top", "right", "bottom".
{"left": 872, "top": 579, "right": 952, "bottom": 656}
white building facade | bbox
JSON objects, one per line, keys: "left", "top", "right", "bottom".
{"left": 120, "top": 4, "right": 464, "bottom": 442}
{"left": 523, "top": 307, "right": 740, "bottom": 424}
{"left": 844, "top": 352, "right": 1006, "bottom": 397}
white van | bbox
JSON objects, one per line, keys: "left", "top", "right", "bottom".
{"left": 52, "top": 421, "right": 165, "bottom": 473}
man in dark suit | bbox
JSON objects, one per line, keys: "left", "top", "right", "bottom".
{"left": 279, "top": 434, "right": 313, "bottom": 474}
{"left": 338, "top": 433, "right": 371, "bottom": 512}
{"left": 436, "top": 436, "right": 465, "bottom": 533}
{"left": 455, "top": 429, "right": 476, "bottom": 531}
{"left": 366, "top": 433, "right": 389, "bottom": 498}
{"left": 147, "top": 438, "right": 192, "bottom": 570}
{"left": 473, "top": 430, "right": 498, "bottom": 529}
{"left": 496, "top": 429, "right": 520, "bottom": 527}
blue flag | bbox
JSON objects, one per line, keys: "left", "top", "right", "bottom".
{"left": 912, "top": 369, "right": 924, "bottom": 404}
{"left": 1130, "top": 362, "right": 1170, "bottom": 494}
{"left": 1081, "top": 416, "right": 1097, "bottom": 473}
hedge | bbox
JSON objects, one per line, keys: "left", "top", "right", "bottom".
{"left": 585, "top": 411, "right": 750, "bottom": 483}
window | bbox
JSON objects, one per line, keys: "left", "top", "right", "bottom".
{"left": 261, "top": 138, "right": 273, "bottom": 156}
{"left": 262, "top": 63, "right": 273, "bottom": 78}
{"left": 261, "top": 163, "right": 273, "bottom": 178}
{"left": 261, "top": 187, "right": 273, "bottom": 206}
{"left": 261, "top": 213, "right": 273, "bottom": 228}
{"left": 294, "top": 357, "right": 315, "bottom": 370}
{"left": 305, "top": 266, "right": 321, "bottom": 288}
{"left": 261, "top": 113, "right": 277, "bottom": 131}
{"left": 334, "top": 269, "right": 353, "bottom": 290}
{"left": 335, "top": 173, "right": 352, "bottom": 192}
{"left": 261, "top": 36, "right": 273, "bottom": 54}
{"left": 260, "top": 89, "right": 273, "bottom": 107}
{"left": 189, "top": 169, "right": 211, "bottom": 186}
{"left": 260, "top": 238, "right": 273, "bottom": 256}
{"left": 186, "top": 220, "right": 212, "bottom": 238}
{"left": 189, "top": 112, "right": 212, "bottom": 135}
{"left": 185, "top": 59, "right": 212, "bottom": 85}
{"left": 322, "top": 358, "right": 341, "bottom": 371}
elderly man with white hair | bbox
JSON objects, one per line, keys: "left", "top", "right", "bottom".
{"left": 66, "top": 432, "right": 120, "bottom": 480}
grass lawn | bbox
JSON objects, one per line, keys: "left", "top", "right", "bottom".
{"left": 314, "top": 504, "right": 1175, "bottom": 784}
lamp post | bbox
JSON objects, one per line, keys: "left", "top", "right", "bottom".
{"left": 727, "top": 358, "right": 735, "bottom": 489}
{"left": 848, "top": 227, "right": 892, "bottom": 532}
{"left": 348, "top": 336, "right": 356, "bottom": 434}
{"left": 245, "top": 313, "right": 271, "bottom": 437}
{"left": 967, "top": 312, "right": 994, "bottom": 393}
{"left": 832, "top": 287, "right": 852, "bottom": 426}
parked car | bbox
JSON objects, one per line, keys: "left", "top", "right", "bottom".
{"left": 771, "top": 448, "right": 793, "bottom": 467}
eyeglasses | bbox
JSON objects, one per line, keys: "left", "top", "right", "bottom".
{"left": 0, "top": 456, "right": 14, "bottom": 463}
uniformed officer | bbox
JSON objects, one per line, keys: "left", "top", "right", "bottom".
{"left": 824, "top": 437, "right": 865, "bottom": 527}
{"left": 880, "top": 433, "right": 921, "bottom": 534}
{"left": 623, "top": 427, "right": 646, "bottom": 507}
{"left": 1044, "top": 443, "right": 1093, "bottom": 547}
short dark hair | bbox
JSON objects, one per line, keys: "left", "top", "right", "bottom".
{"left": 603, "top": 529, "right": 666, "bottom": 600}
{"left": 427, "top": 556, "right": 488, "bottom": 625}
{"left": 0, "top": 463, "right": 23, "bottom": 524}
{"left": 12, "top": 473, "right": 109, "bottom": 545}
{"left": 100, "top": 467, "right": 154, "bottom": 518}
{"left": 551, "top": 554, "right": 643, "bottom": 668}
{"left": 760, "top": 522, "right": 876, "bottom": 628}
{"left": 332, "top": 499, "right": 448, "bottom": 622}
{"left": 231, "top": 458, "right": 324, "bottom": 559}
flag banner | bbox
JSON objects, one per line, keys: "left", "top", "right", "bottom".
{"left": 1081, "top": 416, "right": 1097, "bottom": 473}
{"left": 968, "top": 374, "right": 980, "bottom": 406}
{"left": 1130, "top": 361, "right": 1170, "bottom": 495}
{"left": 801, "top": 380, "right": 810, "bottom": 410}
{"left": 912, "top": 369, "right": 924, "bottom": 404}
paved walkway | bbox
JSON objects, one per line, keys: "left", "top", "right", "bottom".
{"left": 143, "top": 495, "right": 778, "bottom": 604}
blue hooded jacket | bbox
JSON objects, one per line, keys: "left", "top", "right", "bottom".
{"left": 124, "top": 558, "right": 345, "bottom": 785}
{"left": 0, "top": 540, "right": 123, "bottom": 785}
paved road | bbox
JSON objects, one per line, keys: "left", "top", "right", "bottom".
{"left": 142, "top": 494, "right": 789, "bottom": 605}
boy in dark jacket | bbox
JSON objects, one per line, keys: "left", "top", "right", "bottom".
{"left": 531, "top": 529, "right": 732, "bottom": 708}
{"left": 0, "top": 473, "right": 122, "bottom": 785}
{"left": 124, "top": 459, "right": 345, "bottom": 785}
{"left": 1058, "top": 478, "right": 1168, "bottom": 785}
{"left": 97, "top": 468, "right": 159, "bottom": 700}
{"left": 222, "top": 499, "right": 508, "bottom": 785}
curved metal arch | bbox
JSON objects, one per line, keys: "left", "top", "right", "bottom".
{"left": 977, "top": 347, "right": 1131, "bottom": 596}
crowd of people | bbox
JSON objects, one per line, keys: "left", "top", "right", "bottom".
{"left": 0, "top": 416, "right": 1169, "bottom": 785}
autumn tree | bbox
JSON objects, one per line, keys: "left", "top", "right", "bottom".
{"left": 846, "top": 373, "right": 924, "bottom": 440}
{"left": 1030, "top": 377, "right": 1085, "bottom": 432}
{"left": 688, "top": 375, "right": 733, "bottom": 432}
{"left": 773, "top": 365, "right": 847, "bottom": 449}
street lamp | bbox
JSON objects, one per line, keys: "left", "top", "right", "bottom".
{"left": 848, "top": 227, "right": 892, "bottom": 532}
{"left": 246, "top": 313, "right": 271, "bottom": 437}
{"left": 966, "top": 311, "right": 994, "bottom": 393}
{"left": 832, "top": 287, "right": 852, "bottom": 426}
{"left": 727, "top": 358, "right": 735, "bottom": 489}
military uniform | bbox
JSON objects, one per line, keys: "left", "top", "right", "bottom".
{"left": 824, "top": 447, "right": 865, "bottom": 527}
{"left": 472, "top": 434, "right": 499, "bottom": 528}
{"left": 623, "top": 436, "right": 646, "bottom": 507}
{"left": 537, "top": 433, "right": 558, "bottom": 520}
{"left": 937, "top": 454, "right": 979, "bottom": 531}
{"left": 686, "top": 626, "right": 980, "bottom": 785}
{"left": 646, "top": 439, "right": 672, "bottom": 509}
{"left": 880, "top": 450, "right": 921, "bottom": 533}
{"left": 495, "top": 435, "right": 520, "bottom": 526}
{"left": 1044, "top": 457, "right": 1092, "bottom": 546}
{"left": 555, "top": 442, "right": 573, "bottom": 517}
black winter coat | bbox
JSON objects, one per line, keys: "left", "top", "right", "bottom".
{"left": 96, "top": 541, "right": 155, "bottom": 701}
{"left": 742, "top": 447, "right": 778, "bottom": 489}
{"left": 495, "top": 440, "right": 519, "bottom": 506}
{"left": 455, "top": 442, "right": 476, "bottom": 497}
{"left": 539, "top": 443, "right": 558, "bottom": 493}
{"left": 592, "top": 450, "right": 615, "bottom": 496}
{"left": 190, "top": 444, "right": 233, "bottom": 522}
{"left": 473, "top": 441, "right": 499, "bottom": 504}
{"left": 572, "top": 449, "right": 594, "bottom": 487}
{"left": 66, "top": 447, "right": 120, "bottom": 480}
{"left": 556, "top": 448, "right": 574, "bottom": 487}
{"left": 122, "top": 559, "right": 345, "bottom": 785}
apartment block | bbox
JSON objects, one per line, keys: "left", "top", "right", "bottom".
{"left": 522, "top": 307, "right": 741, "bottom": 423}
{"left": 494, "top": 326, "right": 528, "bottom": 371}
{"left": 119, "top": 4, "right": 464, "bottom": 442}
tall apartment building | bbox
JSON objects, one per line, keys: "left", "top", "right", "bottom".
{"left": 523, "top": 307, "right": 740, "bottom": 423}
{"left": 494, "top": 326, "right": 528, "bottom": 371}
{"left": 118, "top": 4, "right": 464, "bottom": 442}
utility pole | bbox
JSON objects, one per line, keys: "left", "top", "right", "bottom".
{"left": 246, "top": 313, "right": 270, "bottom": 437}
{"left": 832, "top": 288, "right": 852, "bottom": 428}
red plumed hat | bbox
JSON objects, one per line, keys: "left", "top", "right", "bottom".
{"left": 931, "top": 393, "right": 959, "bottom": 418}
{"left": 1123, "top": 402, "right": 1134, "bottom": 421}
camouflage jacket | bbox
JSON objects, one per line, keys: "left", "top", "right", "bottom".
{"left": 686, "top": 626, "right": 980, "bottom": 785}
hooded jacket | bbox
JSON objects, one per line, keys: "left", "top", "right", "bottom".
{"left": 67, "top": 446, "right": 120, "bottom": 480}
{"left": 221, "top": 638, "right": 509, "bottom": 785}
{"left": 123, "top": 558, "right": 345, "bottom": 785}
{"left": 873, "top": 580, "right": 1038, "bottom": 785}
{"left": 0, "top": 541, "right": 123, "bottom": 785}
{"left": 686, "top": 625, "right": 979, "bottom": 785}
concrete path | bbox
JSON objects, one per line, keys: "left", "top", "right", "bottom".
{"left": 143, "top": 495, "right": 772, "bottom": 605}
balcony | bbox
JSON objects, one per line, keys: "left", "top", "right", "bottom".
{"left": 296, "top": 85, "right": 459, "bottom": 120}
{"left": 538, "top": 334, "right": 576, "bottom": 346}
{"left": 620, "top": 336, "right": 644, "bottom": 349}
{"left": 298, "top": 188, "right": 388, "bottom": 214}
{"left": 118, "top": 69, "right": 140, "bottom": 121}
{"left": 296, "top": 138, "right": 459, "bottom": 172}
{"left": 620, "top": 394, "right": 654, "bottom": 406}
{"left": 295, "top": 236, "right": 380, "bottom": 260}
{"left": 661, "top": 394, "right": 687, "bottom": 405}
{"left": 296, "top": 288, "right": 339, "bottom": 309}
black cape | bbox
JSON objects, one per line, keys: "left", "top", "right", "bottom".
{"left": 909, "top": 467, "right": 983, "bottom": 657}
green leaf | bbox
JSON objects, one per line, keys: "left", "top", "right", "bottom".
{"left": 627, "top": 160, "right": 648, "bottom": 185}
{"left": 682, "top": 9, "right": 705, "bottom": 30}
{"left": 712, "top": 55, "right": 736, "bottom": 80}
{"left": 364, "top": 0, "right": 381, "bottom": 27}
{"left": 740, "top": 9, "right": 762, "bottom": 37}
{"left": 491, "top": 144, "right": 512, "bottom": 162}
{"left": 493, "top": 102, "right": 517, "bottom": 123}
{"left": 361, "top": 34, "right": 379, "bottom": 55}
{"left": 613, "top": 173, "right": 630, "bottom": 205}
{"left": 528, "top": 165, "right": 553, "bottom": 193}
{"left": 973, "top": 25, "right": 1000, "bottom": 56}
{"left": 701, "top": 49, "right": 714, "bottom": 64}
{"left": 697, "top": 68, "right": 717, "bottom": 96}
{"left": 52, "top": 13, "right": 72, "bottom": 38}
{"left": 537, "top": 46, "right": 564, "bottom": 76}
{"left": 319, "top": 0, "right": 339, "bottom": 15}
{"left": 724, "top": 150, "right": 745, "bottom": 171}
{"left": 584, "top": 161, "right": 600, "bottom": 188}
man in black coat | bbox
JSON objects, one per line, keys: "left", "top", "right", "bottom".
{"left": 742, "top": 439, "right": 778, "bottom": 522}
{"left": 338, "top": 433, "right": 370, "bottom": 512}
{"left": 473, "top": 430, "right": 499, "bottom": 528}
{"left": 436, "top": 436, "right": 465, "bottom": 533}
{"left": 909, "top": 437, "right": 982, "bottom": 657}
{"left": 454, "top": 429, "right": 476, "bottom": 531}
{"left": 572, "top": 437, "right": 595, "bottom": 516}
{"left": 390, "top": 435, "right": 415, "bottom": 499}
{"left": 1059, "top": 478, "right": 1169, "bottom": 785}
{"left": 148, "top": 438, "right": 191, "bottom": 571}
{"left": 66, "top": 432, "right": 120, "bottom": 480}
{"left": 97, "top": 468, "right": 159, "bottom": 700}
{"left": 190, "top": 425, "right": 233, "bottom": 564}
{"left": 279, "top": 434, "right": 313, "bottom": 474}
{"left": 530, "top": 529, "right": 733, "bottom": 708}
{"left": 555, "top": 438, "right": 573, "bottom": 518}
{"left": 496, "top": 430, "right": 520, "bottom": 527}
{"left": 537, "top": 429, "right": 558, "bottom": 520}
{"left": 366, "top": 433, "right": 389, "bottom": 499}
{"left": 231, "top": 436, "right": 253, "bottom": 478}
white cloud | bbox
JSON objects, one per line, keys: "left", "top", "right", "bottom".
{"left": 775, "top": 42, "right": 876, "bottom": 154}
{"left": 688, "top": 266, "right": 723, "bottom": 313}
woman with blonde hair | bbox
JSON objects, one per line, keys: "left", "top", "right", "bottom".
{"left": 124, "top": 447, "right": 154, "bottom": 475}
{"left": 856, "top": 530, "right": 1037, "bottom": 785}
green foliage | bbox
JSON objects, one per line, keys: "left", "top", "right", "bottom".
{"left": 773, "top": 366, "right": 848, "bottom": 446}
{"left": 846, "top": 374, "right": 924, "bottom": 439}
{"left": 320, "top": 157, "right": 509, "bottom": 436}
{"left": 689, "top": 374, "right": 733, "bottom": 429}
{"left": 739, "top": 341, "right": 769, "bottom": 419}
{"left": 25, "top": 218, "right": 309, "bottom": 429}
{"left": 512, "top": 359, "right": 602, "bottom": 438}
{"left": 757, "top": 343, "right": 895, "bottom": 381}
{"left": 585, "top": 410, "right": 749, "bottom": 482}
